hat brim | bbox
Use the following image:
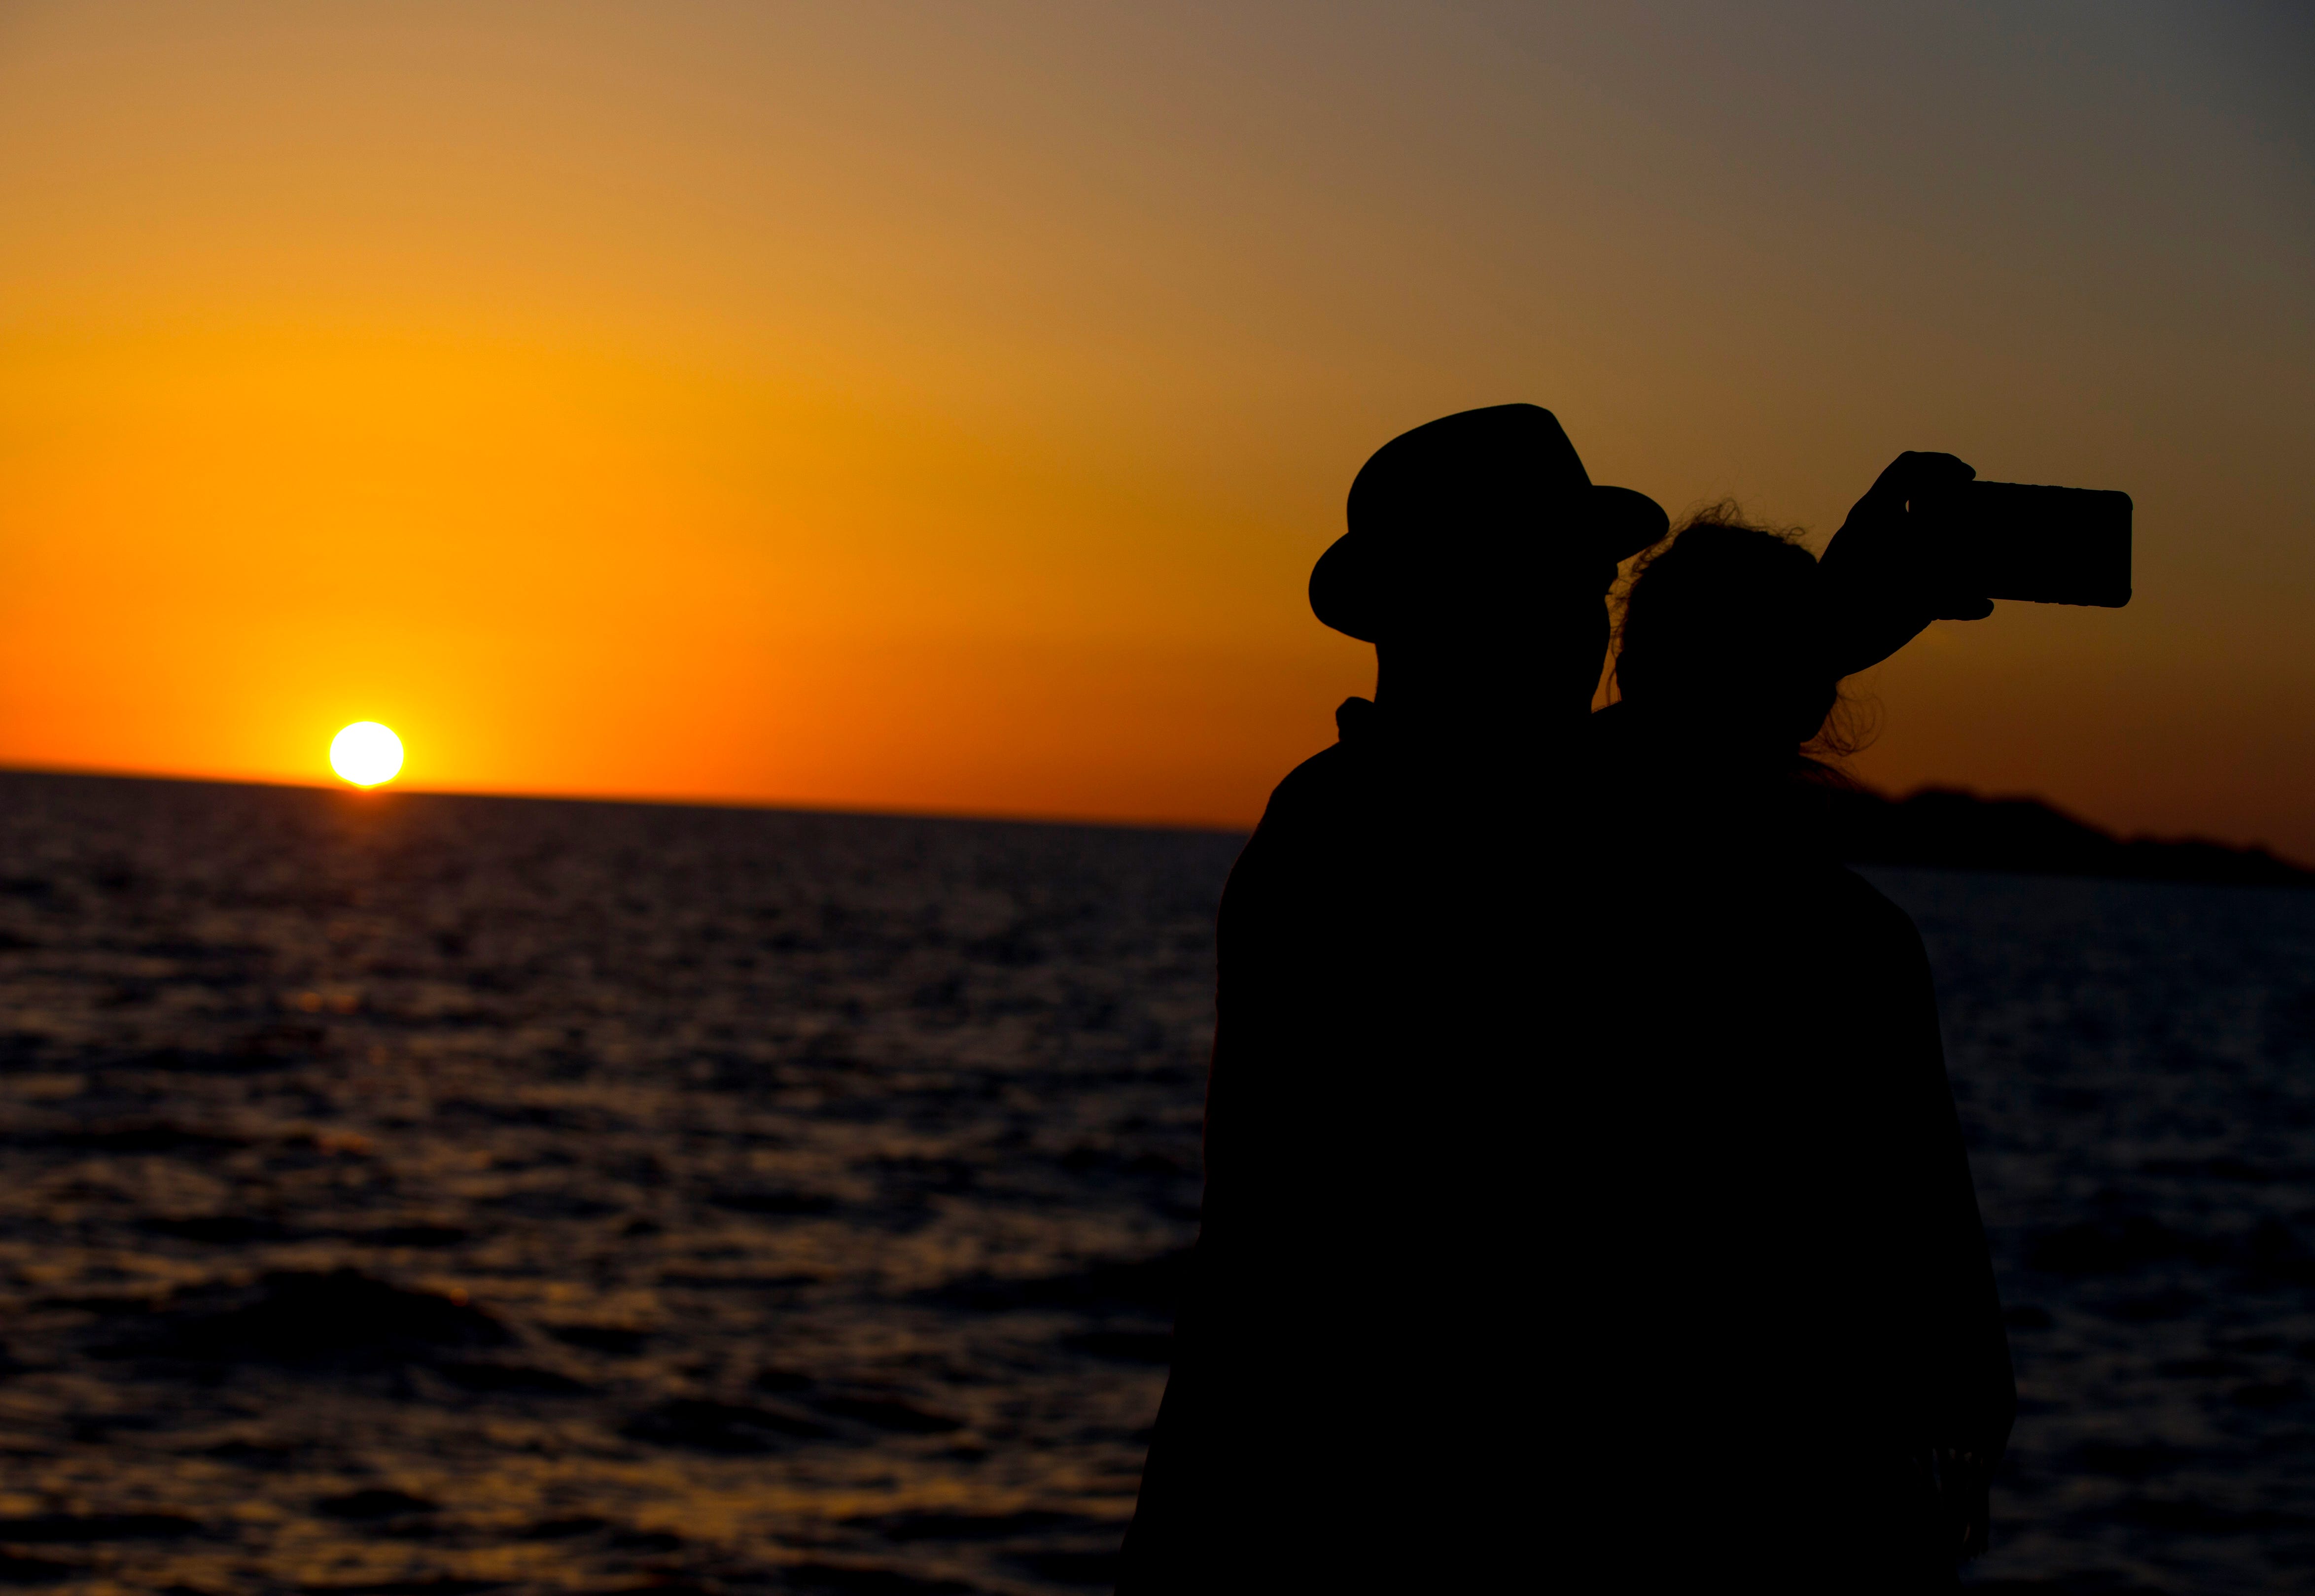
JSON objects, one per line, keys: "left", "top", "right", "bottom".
{"left": 1594, "top": 484, "right": 1671, "bottom": 564}
{"left": 1309, "top": 483, "right": 1670, "bottom": 642}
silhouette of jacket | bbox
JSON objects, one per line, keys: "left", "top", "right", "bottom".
{"left": 1553, "top": 702, "right": 2014, "bottom": 1589}
{"left": 1118, "top": 404, "right": 1661, "bottom": 1591}
{"left": 1118, "top": 692, "right": 1554, "bottom": 1593}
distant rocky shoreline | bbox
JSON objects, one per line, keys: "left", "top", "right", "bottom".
{"left": 1827, "top": 784, "right": 2312, "bottom": 888}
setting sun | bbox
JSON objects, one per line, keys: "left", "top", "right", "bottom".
{"left": 330, "top": 722, "right": 404, "bottom": 787}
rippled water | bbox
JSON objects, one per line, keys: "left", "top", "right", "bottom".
{"left": 1872, "top": 867, "right": 2315, "bottom": 1594}
{"left": 0, "top": 773, "right": 1230, "bottom": 1594}
{"left": 0, "top": 772, "right": 2307, "bottom": 1593}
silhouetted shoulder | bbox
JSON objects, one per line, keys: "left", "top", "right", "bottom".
{"left": 1235, "top": 700, "right": 1384, "bottom": 852}
{"left": 1828, "top": 862, "right": 1936, "bottom": 977}
{"left": 1258, "top": 739, "right": 1364, "bottom": 823}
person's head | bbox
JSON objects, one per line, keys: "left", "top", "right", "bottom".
{"left": 1309, "top": 405, "right": 1666, "bottom": 720}
{"left": 1613, "top": 507, "right": 1845, "bottom": 758}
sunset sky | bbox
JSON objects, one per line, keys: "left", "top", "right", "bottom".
{"left": 2, "top": 3, "right": 2309, "bottom": 852}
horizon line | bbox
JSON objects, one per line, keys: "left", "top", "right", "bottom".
{"left": 3, "top": 758, "right": 2300, "bottom": 869}
{"left": 0, "top": 759, "right": 1256, "bottom": 839}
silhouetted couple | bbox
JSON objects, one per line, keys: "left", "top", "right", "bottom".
{"left": 1116, "top": 407, "right": 2014, "bottom": 1594}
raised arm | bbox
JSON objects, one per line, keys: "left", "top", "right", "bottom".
{"left": 1818, "top": 451, "right": 1996, "bottom": 678}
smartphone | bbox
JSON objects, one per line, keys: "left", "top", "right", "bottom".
{"left": 1912, "top": 481, "right": 2132, "bottom": 608}
{"left": 1907, "top": 479, "right": 2139, "bottom": 601}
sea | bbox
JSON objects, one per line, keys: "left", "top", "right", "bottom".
{"left": 0, "top": 770, "right": 2307, "bottom": 1595}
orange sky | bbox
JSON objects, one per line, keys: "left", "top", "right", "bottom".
{"left": 2, "top": 3, "right": 2311, "bottom": 852}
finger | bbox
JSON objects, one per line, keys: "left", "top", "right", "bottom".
{"left": 1869, "top": 449, "right": 1964, "bottom": 483}
{"left": 1878, "top": 450, "right": 1975, "bottom": 501}
{"left": 1934, "top": 597, "right": 1995, "bottom": 622}
{"left": 1908, "top": 451, "right": 1976, "bottom": 486}
{"left": 1862, "top": 451, "right": 1929, "bottom": 501}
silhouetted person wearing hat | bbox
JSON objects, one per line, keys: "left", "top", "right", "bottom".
{"left": 1119, "top": 423, "right": 2014, "bottom": 1588}
{"left": 1117, "top": 405, "right": 1668, "bottom": 1593}
{"left": 1563, "top": 485, "right": 2013, "bottom": 1590}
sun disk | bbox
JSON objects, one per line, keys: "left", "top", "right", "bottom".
{"left": 330, "top": 722, "right": 405, "bottom": 787}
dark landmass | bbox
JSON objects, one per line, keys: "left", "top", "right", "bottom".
{"left": 1827, "top": 784, "right": 2314, "bottom": 888}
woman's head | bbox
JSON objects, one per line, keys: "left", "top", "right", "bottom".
{"left": 1613, "top": 506, "right": 1845, "bottom": 755}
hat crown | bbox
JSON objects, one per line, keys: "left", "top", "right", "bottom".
{"left": 1345, "top": 404, "right": 1590, "bottom": 540}
{"left": 1310, "top": 405, "right": 1665, "bottom": 643}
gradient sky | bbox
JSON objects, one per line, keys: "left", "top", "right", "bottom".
{"left": 2, "top": 2, "right": 2310, "bottom": 850}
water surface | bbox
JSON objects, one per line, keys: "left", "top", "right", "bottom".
{"left": 0, "top": 773, "right": 2306, "bottom": 1592}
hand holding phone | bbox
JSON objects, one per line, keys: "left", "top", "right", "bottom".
{"left": 1818, "top": 453, "right": 2133, "bottom": 676}
{"left": 1819, "top": 451, "right": 1992, "bottom": 676}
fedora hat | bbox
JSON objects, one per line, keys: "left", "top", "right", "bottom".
{"left": 1309, "top": 404, "right": 1667, "bottom": 642}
